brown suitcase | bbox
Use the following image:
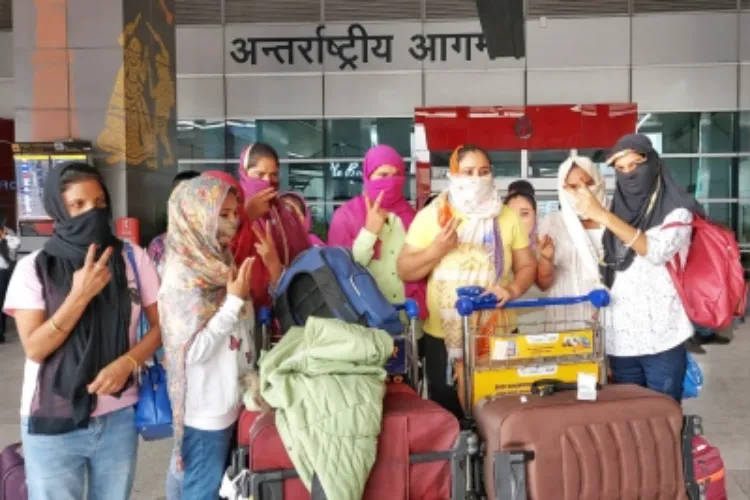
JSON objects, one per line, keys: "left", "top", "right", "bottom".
{"left": 474, "top": 383, "right": 691, "bottom": 500}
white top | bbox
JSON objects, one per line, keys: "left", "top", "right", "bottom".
{"left": 604, "top": 208, "right": 694, "bottom": 356}
{"left": 183, "top": 294, "right": 254, "bottom": 431}
{"left": 538, "top": 212, "right": 604, "bottom": 330}
{"left": 0, "top": 231, "right": 20, "bottom": 270}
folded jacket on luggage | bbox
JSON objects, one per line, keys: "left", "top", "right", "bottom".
{"left": 251, "top": 317, "right": 394, "bottom": 500}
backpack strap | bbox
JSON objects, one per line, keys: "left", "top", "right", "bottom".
{"left": 125, "top": 243, "right": 148, "bottom": 342}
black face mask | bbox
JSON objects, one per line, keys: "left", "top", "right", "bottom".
{"left": 47, "top": 208, "right": 118, "bottom": 261}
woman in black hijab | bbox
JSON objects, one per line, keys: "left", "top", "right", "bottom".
{"left": 565, "top": 134, "right": 701, "bottom": 402}
{"left": 4, "top": 163, "right": 162, "bottom": 500}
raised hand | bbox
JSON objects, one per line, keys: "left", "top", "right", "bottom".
{"left": 252, "top": 222, "right": 282, "bottom": 274}
{"left": 227, "top": 257, "right": 255, "bottom": 299}
{"left": 433, "top": 217, "right": 460, "bottom": 256}
{"left": 364, "top": 192, "right": 388, "bottom": 235}
{"left": 71, "top": 244, "right": 114, "bottom": 302}
{"left": 538, "top": 234, "right": 555, "bottom": 261}
{"left": 245, "top": 187, "right": 276, "bottom": 221}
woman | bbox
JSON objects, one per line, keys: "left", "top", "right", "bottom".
{"left": 536, "top": 156, "right": 608, "bottom": 328}
{"left": 3, "top": 163, "right": 161, "bottom": 500}
{"left": 397, "top": 145, "right": 536, "bottom": 417}
{"left": 234, "top": 143, "right": 310, "bottom": 307}
{"left": 279, "top": 192, "right": 324, "bottom": 246}
{"left": 328, "top": 144, "right": 426, "bottom": 312}
{"left": 566, "top": 134, "right": 702, "bottom": 402}
{"left": 0, "top": 215, "right": 20, "bottom": 343}
{"left": 504, "top": 188, "right": 537, "bottom": 249}
{"left": 159, "top": 176, "right": 255, "bottom": 499}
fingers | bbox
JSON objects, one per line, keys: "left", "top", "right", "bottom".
{"left": 251, "top": 223, "right": 266, "bottom": 242}
{"left": 239, "top": 257, "right": 253, "bottom": 277}
{"left": 373, "top": 191, "right": 384, "bottom": 212}
{"left": 265, "top": 220, "right": 273, "bottom": 240}
{"left": 258, "top": 188, "right": 276, "bottom": 202}
{"left": 87, "top": 374, "right": 104, "bottom": 394}
{"left": 243, "top": 257, "right": 256, "bottom": 281}
{"left": 84, "top": 244, "right": 97, "bottom": 267}
{"left": 364, "top": 194, "right": 372, "bottom": 211}
{"left": 95, "top": 246, "right": 114, "bottom": 269}
{"left": 227, "top": 266, "right": 237, "bottom": 285}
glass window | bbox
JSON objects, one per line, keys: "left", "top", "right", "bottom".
{"left": 176, "top": 161, "right": 233, "bottom": 174}
{"left": 741, "top": 112, "right": 750, "bottom": 153}
{"left": 528, "top": 150, "right": 572, "bottom": 178}
{"left": 635, "top": 112, "right": 735, "bottom": 154}
{"left": 227, "top": 120, "right": 325, "bottom": 160}
{"left": 177, "top": 120, "right": 226, "bottom": 160}
{"left": 326, "top": 118, "right": 413, "bottom": 158}
{"left": 663, "top": 157, "right": 733, "bottom": 200}
{"left": 281, "top": 163, "right": 325, "bottom": 203}
{"left": 577, "top": 148, "right": 615, "bottom": 177}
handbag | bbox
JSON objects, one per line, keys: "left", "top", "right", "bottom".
{"left": 126, "top": 244, "right": 174, "bottom": 441}
{"left": 682, "top": 352, "right": 704, "bottom": 400}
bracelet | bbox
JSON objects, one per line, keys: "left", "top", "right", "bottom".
{"left": 124, "top": 355, "right": 140, "bottom": 371}
{"left": 49, "top": 318, "right": 64, "bottom": 335}
{"left": 625, "top": 229, "right": 642, "bottom": 248}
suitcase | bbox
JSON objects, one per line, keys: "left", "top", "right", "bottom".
{"left": 0, "top": 443, "right": 27, "bottom": 500}
{"left": 692, "top": 435, "right": 727, "bottom": 499}
{"left": 230, "top": 384, "right": 474, "bottom": 500}
{"left": 474, "top": 383, "right": 696, "bottom": 500}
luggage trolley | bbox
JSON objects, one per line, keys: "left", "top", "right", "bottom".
{"left": 257, "top": 299, "right": 424, "bottom": 392}
{"left": 453, "top": 289, "right": 611, "bottom": 498}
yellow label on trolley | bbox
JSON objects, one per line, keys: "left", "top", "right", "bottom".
{"left": 489, "top": 329, "right": 595, "bottom": 362}
{"left": 473, "top": 360, "right": 600, "bottom": 404}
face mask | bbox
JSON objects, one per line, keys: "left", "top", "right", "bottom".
{"left": 448, "top": 174, "right": 498, "bottom": 215}
{"left": 241, "top": 176, "right": 277, "bottom": 197}
{"left": 364, "top": 176, "right": 406, "bottom": 209}
{"left": 615, "top": 158, "right": 659, "bottom": 198}
{"left": 57, "top": 207, "right": 114, "bottom": 247}
{"left": 569, "top": 184, "right": 608, "bottom": 220}
{"left": 217, "top": 217, "right": 239, "bottom": 244}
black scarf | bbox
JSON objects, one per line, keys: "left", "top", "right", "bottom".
{"left": 29, "top": 163, "right": 131, "bottom": 435}
{"left": 600, "top": 135, "right": 704, "bottom": 288}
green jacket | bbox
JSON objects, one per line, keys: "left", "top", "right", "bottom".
{"left": 256, "top": 316, "right": 394, "bottom": 500}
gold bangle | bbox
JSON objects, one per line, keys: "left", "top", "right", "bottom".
{"left": 626, "top": 229, "right": 642, "bottom": 248}
{"left": 49, "top": 318, "right": 64, "bottom": 335}
{"left": 124, "top": 355, "right": 140, "bottom": 371}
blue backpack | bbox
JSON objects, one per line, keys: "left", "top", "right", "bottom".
{"left": 271, "top": 246, "right": 403, "bottom": 335}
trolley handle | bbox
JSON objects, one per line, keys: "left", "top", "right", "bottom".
{"left": 257, "top": 306, "right": 273, "bottom": 326}
{"left": 455, "top": 288, "right": 611, "bottom": 317}
{"left": 394, "top": 298, "right": 420, "bottom": 320}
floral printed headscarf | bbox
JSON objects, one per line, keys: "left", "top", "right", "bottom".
{"left": 158, "top": 176, "right": 252, "bottom": 467}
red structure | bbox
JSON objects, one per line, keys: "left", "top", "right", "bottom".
{"left": 413, "top": 103, "right": 638, "bottom": 207}
{"left": 0, "top": 119, "right": 15, "bottom": 228}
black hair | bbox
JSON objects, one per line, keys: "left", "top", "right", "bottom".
{"left": 172, "top": 170, "right": 200, "bottom": 188}
{"left": 508, "top": 179, "right": 535, "bottom": 198}
{"left": 424, "top": 193, "right": 439, "bottom": 206}
{"left": 59, "top": 163, "right": 105, "bottom": 194}
{"left": 454, "top": 144, "right": 491, "bottom": 166}
{"left": 243, "top": 142, "right": 280, "bottom": 170}
{"left": 504, "top": 191, "right": 537, "bottom": 213}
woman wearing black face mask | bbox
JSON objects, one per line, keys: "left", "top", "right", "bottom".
{"left": 565, "top": 134, "right": 703, "bottom": 402}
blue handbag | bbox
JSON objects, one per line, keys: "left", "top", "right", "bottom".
{"left": 682, "top": 352, "right": 704, "bottom": 400}
{"left": 127, "top": 244, "right": 174, "bottom": 441}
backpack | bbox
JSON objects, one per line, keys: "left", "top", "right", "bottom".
{"left": 665, "top": 216, "right": 747, "bottom": 330}
{"left": 271, "top": 246, "right": 403, "bottom": 335}
{"left": 0, "top": 443, "right": 27, "bottom": 500}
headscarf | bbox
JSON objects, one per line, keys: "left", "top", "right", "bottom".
{"left": 237, "top": 151, "right": 310, "bottom": 266}
{"left": 327, "top": 145, "right": 426, "bottom": 318}
{"left": 434, "top": 146, "right": 505, "bottom": 359}
{"left": 278, "top": 192, "right": 324, "bottom": 246}
{"left": 558, "top": 156, "right": 608, "bottom": 279}
{"left": 159, "top": 176, "right": 253, "bottom": 467}
{"left": 31, "top": 163, "right": 130, "bottom": 434}
{"left": 601, "top": 134, "right": 704, "bottom": 287}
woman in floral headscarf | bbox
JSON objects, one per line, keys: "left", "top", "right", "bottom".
{"left": 159, "top": 176, "right": 255, "bottom": 499}
{"left": 397, "top": 145, "right": 536, "bottom": 418}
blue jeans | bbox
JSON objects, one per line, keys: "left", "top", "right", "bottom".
{"left": 181, "top": 425, "right": 234, "bottom": 500}
{"left": 609, "top": 343, "right": 687, "bottom": 402}
{"left": 165, "top": 452, "right": 183, "bottom": 500}
{"left": 21, "top": 406, "right": 138, "bottom": 500}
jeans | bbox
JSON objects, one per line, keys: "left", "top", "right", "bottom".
{"left": 181, "top": 424, "right": 234, "bottom": 500}
{"left": 165, "top": 452, "right": 183, "bottom": 500}
{"left": 609, "top": 343, "right": 687, "bottom": 402}
{"left": 21, "top": 406, "right": 138, "bottom": 500}
{"left": 423, "top": 334, "right": 464, "bottom": 420}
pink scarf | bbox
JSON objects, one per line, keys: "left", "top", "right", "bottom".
{"left": 328, "top": 145, "right": 426, "bottom": 318}
{"left": 278, "top": 192, "right": 324, "bottom": 246}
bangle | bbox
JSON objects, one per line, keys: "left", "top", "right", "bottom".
{"left": 625, "top": 229, "right": 642, "bottom": 248}
{"left": 49, "top": 318, "right": 64, "bottom": 335}
{"left": 124, "top": 355, "right": 140, "bottom": 371}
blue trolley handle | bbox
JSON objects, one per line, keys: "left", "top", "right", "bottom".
{"left": 258, "top": 307, "right": 273, "bottom": 351}
{"left": 455, "top": 289, "right": 611, "bottom": 317}
{"left": 393, "top": 299, "right": 421, "bottom": 389}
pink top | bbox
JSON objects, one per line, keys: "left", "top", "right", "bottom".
{"left": 4, "top": 244, "right": 160, "bottom": 417}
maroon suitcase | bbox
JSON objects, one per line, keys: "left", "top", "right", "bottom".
{"left": 474, "top": 384, "right": 697, "bottom": 500}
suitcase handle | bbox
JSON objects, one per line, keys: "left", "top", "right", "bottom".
{"left": 530, "top": 379, "right": 602, "bottom": 396}
{"left": 455, "top": 289, "right": 611, "bottom": 316}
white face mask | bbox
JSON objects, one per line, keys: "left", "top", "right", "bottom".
{"left": 448, "top": 174, "right": 499, "bottom": 216}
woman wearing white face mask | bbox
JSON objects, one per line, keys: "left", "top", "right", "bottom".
{"left": 536, "top": 156, "right": 608, "bottom": 329}
{"left": 397, "top": 144, "right": 536, "bottom": 418}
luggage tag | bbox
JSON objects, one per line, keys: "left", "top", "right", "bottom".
{"left": 577, "top": 372, "right": 598, "bottom": 401}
